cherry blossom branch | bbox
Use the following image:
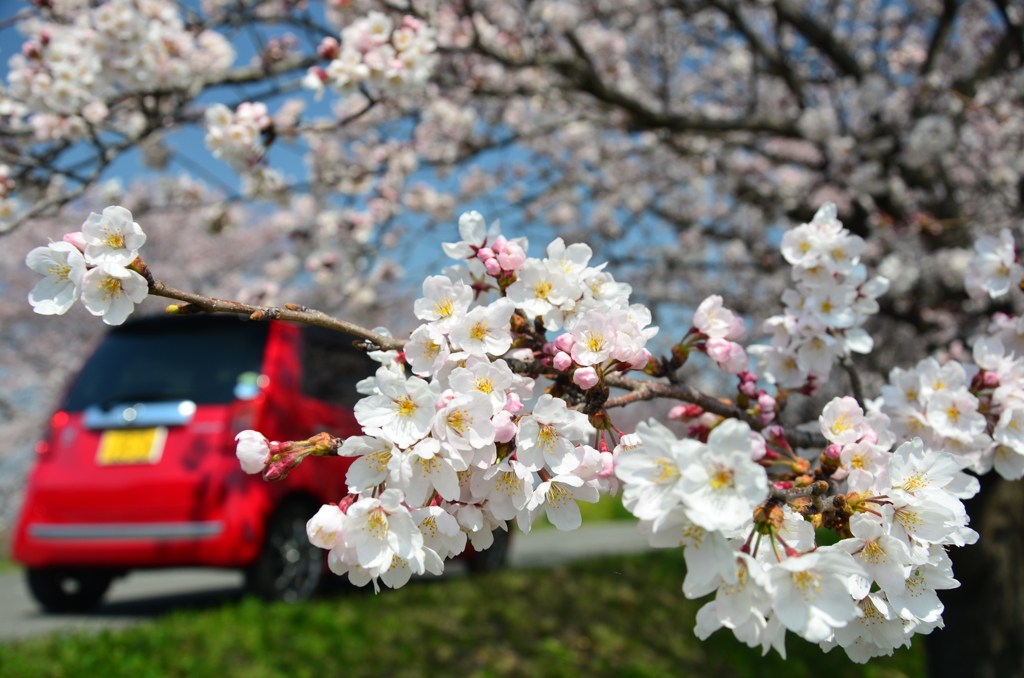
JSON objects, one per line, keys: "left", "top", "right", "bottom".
{"left": 142, "top": 273, "right": 828, "bottom": 450}
{"left": 603, "top": 374, "right": 827, "bottom": 449}
{"left": 145, "top": 278, "right": 406, "bottom": 351}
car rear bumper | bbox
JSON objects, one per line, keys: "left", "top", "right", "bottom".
{"left": 27, "top": 521, "right": 226, "bottom": 540}
{"left": 12, "top": 491, "right": 270, "bottom": 569}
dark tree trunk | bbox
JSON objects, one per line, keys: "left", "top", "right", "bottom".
{"left": 927, "top": 473, "right": 1024, "bottom": 677}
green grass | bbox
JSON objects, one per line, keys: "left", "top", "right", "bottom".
{"left": 0, "top": 559, "right": 21, "bottom": 575}
{"left": 0, "top": 551, "right": 923, "bottom": 678}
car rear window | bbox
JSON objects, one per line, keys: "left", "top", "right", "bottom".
{"left": 301, "top": 326, "right": 379, "bottom": 407}
{"left": 62, "top": 316, "right": 270, "bottom": 411}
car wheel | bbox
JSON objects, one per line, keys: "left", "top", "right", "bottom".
{"left": 26, "top": 567, "right": 115, "bottom": 613}
{"left": 245, "top": 500, "right": 323, "bottom": 603}
{"left": 466, "top": 527, "right": 511, "bottom": 574}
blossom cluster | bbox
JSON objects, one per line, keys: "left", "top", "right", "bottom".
{"left": 621, "top": 395, "right": 971, "bottom": 663}
{"left": 6, "top": 0, "right": 234, "bottom": 139}
{"left": 237, "top": 210, "right": 655, "bottom": 591}
{"left": 964, "top": 228, "right": 1022, "bottom": 300}
{"left": 303, "top": 12, "right": 437, "bottom": 99}
{"left": 753, "top": 203, "right": 889, "bottom": 391}
{"left": 204, "top": 102, "right": 272, "bottom": 173}
{"left": 879, "top": 336, "right": 1024, "bottom": 480}
{"left": 25, "top": 206, "right": 148, "bottom": 325}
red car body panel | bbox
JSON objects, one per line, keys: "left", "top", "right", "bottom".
{"left": 13, "top": 320, "right": 362, "bottom": 570}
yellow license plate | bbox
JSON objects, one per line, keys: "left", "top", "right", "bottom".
{"left": 96, "top": 427, "right": 167, "bottom": 465}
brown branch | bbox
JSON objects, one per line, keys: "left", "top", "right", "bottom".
{"left": 554, "top": 30, "right": 801, "bottom": 137}
{"left": 773, "top": 0, "right": 864, "bottom": 81}
{"left": 147, "top": 279, "right": 407, "bottom": 351}
{"left": 841, "top": 355, "right": 866, "bottom": 409}
{"left": 920, "top": 0, "right": 958, "bottom": 76}
{"left": 603, "top": 373, "right": 827, "bottom": 450}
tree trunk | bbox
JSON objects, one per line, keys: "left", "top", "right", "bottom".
{"left": 927, "top": 473, "right": 1024, "bottom": 677}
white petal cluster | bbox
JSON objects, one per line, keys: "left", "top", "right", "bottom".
{"left": 303, "top": 12, "right": 437, "bottom": 99}
{"left": 753, "top": 203, "right": 888, "bottom": 390}
{"left": 293, "top": 210, "right": 663, "bottom": 590}
{"left": 6, "top": 0, "right": 234, "bottom": 132}
{"left": 691, "top": 295, "right": 749, "bottom": 375}
{"left": 25, "top": 205, "right": 148, "bottom": 325}
{"left": 877, "top": 335, "right": 1024, "bottom": 480}
{"left": 204, "top": 102, "right": 271, "bottom": 174}
{"left": 964, "top": 228, "right": 1022, "bottom": 300}
{"left": 639, "top": 395, "right": 971, "bottom": 664}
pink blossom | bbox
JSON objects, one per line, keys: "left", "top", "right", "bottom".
{"left": 706, "top": 338, "right": 748, "bottom": 374}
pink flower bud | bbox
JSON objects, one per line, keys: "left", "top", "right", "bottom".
{"left": 492, "top": 410, "right": 518, "bottom": 443}
{"left": 504, "top": 392, "right": 524, "bottom": 413}
{"left": 477, "top": 247, "right": 495, "bottom": 261}
{"left": 667, "top": 404, "right": 689, "bottom": 420}
{"left": 762, "top": 424, "right": 787, "bottom": 445}
{"left": 573, "top": 366, "right": 599, "bottom": 390}
{"left": 553, "top": 351, "right": 573, "bottom": 371}
{"left": 555, "top": 333, "right": 575, "bottom": 353}
{"left": 739, "top": 380, "right": 758, "bottom": 398}
{"left": 436, "top": 389, "right": 456, "bottom": 411}
{"left": 318, "top": 37, "right": 340, "bottom": 59}
{"left": 983, "top": 372, "right": 1000, "bottom": 388}
{"left": 492, "top": 236, "right": 508, "bottom": 253}
{"left": 542, "top": 342, "right": 557, "bottom": 356}
{"left": 497, "top": 242, "right": 526, "bottom": 270}
{"left": 824, "top": 444, "right": 843, "bottom": 459}
{"left": 862, "top": 429, "right": 879, "bottom": 445}
{"left": 749, "top": 432, "right": 767, "bottom": 461}
{"left": 758, "top": 392, "right": 776, "bottom": 412}
{"left": 62, "top": 231, "right": 87, "bottom": 252}
{"left": 626, "top": 348, "right": 652, "bottom": 370}
{"left": 337, "top": 494, "right": 357, "bottom": 513}
{"left": 484, "top": 258, "right": 502, "bottom": 276}
{"left": 263, "top": 449, "right": 306, "bottom": 482}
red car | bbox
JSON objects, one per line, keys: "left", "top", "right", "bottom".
{"left": 13, "top": 314, "right": 508, "bottom": 612}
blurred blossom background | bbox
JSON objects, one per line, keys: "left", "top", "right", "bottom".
{"left": 1, "top": 0, "right": 1023, "bottom": 674}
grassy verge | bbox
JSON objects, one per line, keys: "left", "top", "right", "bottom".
{"left": 0, "top": 550, "right": 922, "bottom": 678}
{"left": 0, "top": 559, "right": 21, "bottom": 574}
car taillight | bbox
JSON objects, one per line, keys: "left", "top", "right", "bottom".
{"left": 37, "top": 410, "right": 68, "bottom": 457}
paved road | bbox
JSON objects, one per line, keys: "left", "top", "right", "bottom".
{"left": 0, "top": 522, "right": 651, "bottom": 643}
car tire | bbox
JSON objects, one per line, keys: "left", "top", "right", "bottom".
{"left": 245, "top": 499, "right": 324, "bottom": 603}
{"left": 26, "top": 567, "right": 115, "bottom": 613}
{"left": 466, "top": 527, "right": 511, "bottom": 574}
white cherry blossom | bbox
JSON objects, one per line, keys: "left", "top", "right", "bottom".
{"left": 26, "top": 241, "right": 86, "bottom": 315}
{"left": 80, "top": 264, "right": 148, "bottom": 325}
